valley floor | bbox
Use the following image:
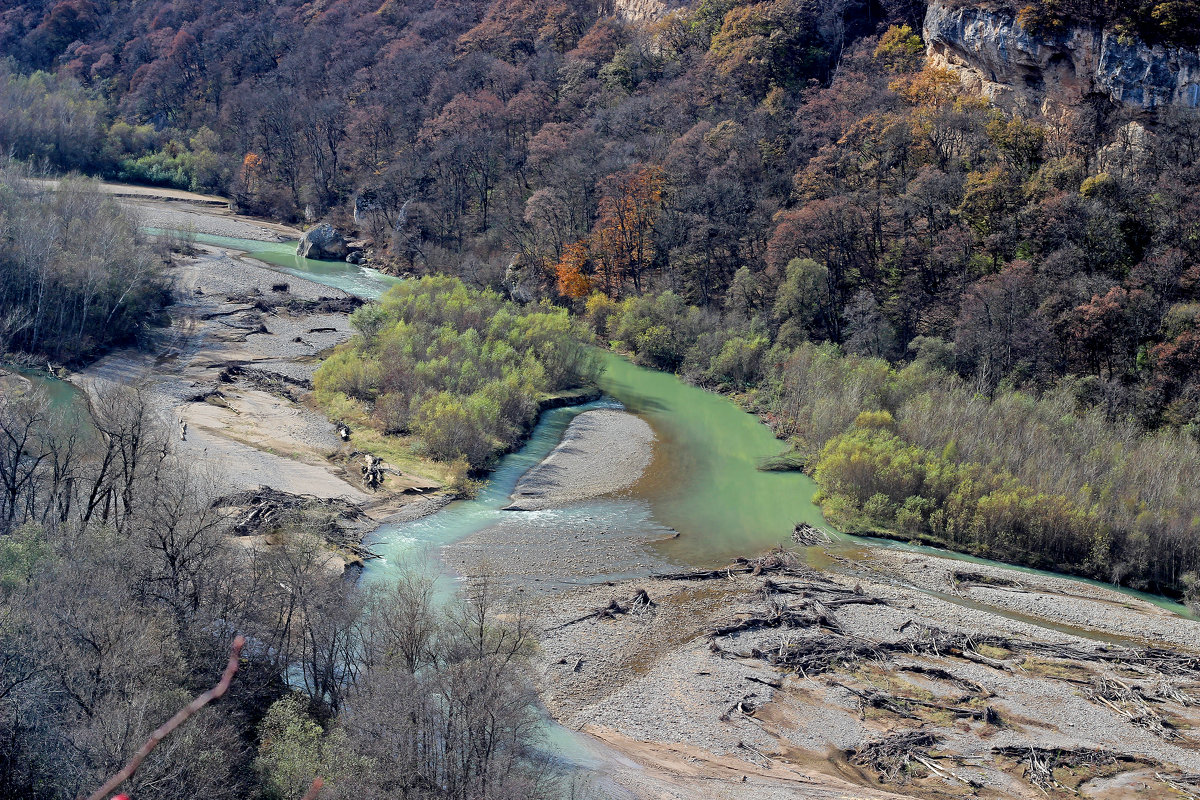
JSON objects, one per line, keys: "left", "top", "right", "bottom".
{"left": 65, "top": 185, "right": 1200, "bottom": 800}
{"left": 452, "top": 411, "right": 1200, "bottom": 800}
{"left": 69, "top": 189, "right": 443, "bottom": 564}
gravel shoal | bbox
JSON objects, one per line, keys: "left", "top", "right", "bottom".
{"left": 853, "top": 546, "right": 1200, "bottom": 648}
{"left": 443, "top": 499, "right": 677, "bottom": 590}
{"left": 73, "top": 247, "right": 369, "bottom": 502}
{"left": 504, "top": 409, "right": 654, "bottom": 510}
{"left": 132, "top": 198, "right": 299, "bottom": 240}
{"left": 535, "top": 559, "right": 1200, "bottom": 800}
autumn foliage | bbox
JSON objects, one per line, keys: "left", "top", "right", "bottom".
{"left": 554, "top": 164, "right": 664, "bottom": 300}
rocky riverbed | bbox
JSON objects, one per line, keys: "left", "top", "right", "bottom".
{"left": 534, "top": 550, "right": 1200, "bottom": 799}
{"left": 67, "top": 189, "right": 443, "bottom": 568}
{"left": 504, "top": 409, "right": 655, "bottom": 510}
{"left": 442, "top": 409, "right": 677, "bottom": 588}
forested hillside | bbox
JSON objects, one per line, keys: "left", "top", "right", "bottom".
{"left": 4, "top": 0, "right": 1200, "bottom": 589}
{"left": 5, "top": 0, "right": 1200, "bottom": 421}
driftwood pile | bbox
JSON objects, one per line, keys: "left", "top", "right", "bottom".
{"left": 851, "top": 731, "right": 941, "bottom": 783}
{"left": 851, "top": 731, "right": 982, "bottom": 788}
{"left": 222, "top": 291, "right": 363, "bottom": 315}
{"left": 216, "top": 486, "right": 364, "bottom": 532}
{"left": 652, "top": 548, "right": 816, "bottom": 582}
{"left": 791, "top": 522, "right": 833, "bottom": 546}
{"left": 992, "top": 746, "right": 1150, "bottom": 793}
{"left": 1156, "top": 772, "right": 1200, "bottom": 798}
{"left": 1086, "top": 676, "right": 1189, "bottom": 739}
{"left": 213, "top": 487, "right": 376, "bottom": 561}
{"left": 550, "top": 588, "right": 656, "bottom": 630}
{"left": 211, "top": 362, "right": 314, "bottom": 401}
{"left": 951, "top": 570, "right": 1019, "bottom": 589}
{"left": 832, "top": 680, "right": 1000, "bottom": 724}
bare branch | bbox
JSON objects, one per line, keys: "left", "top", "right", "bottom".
{"left": 86, "top": 635, "right": 246, "bottom": 800}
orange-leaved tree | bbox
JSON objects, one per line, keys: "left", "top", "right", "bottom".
{"left": 590, "top": 163, "right": 664, "bottom": 297}
{"left": 555, "top": 238, "right": 593, "bottom": 299}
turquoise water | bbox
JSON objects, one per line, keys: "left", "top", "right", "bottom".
{"left": 147, "top": 230, "right": 401, "bottom": 300}
{"left": 360, "top": 398, "right": 622, "bottom": 583}
{"left": 2, "top": 366, "right": 81, "bottom": 411}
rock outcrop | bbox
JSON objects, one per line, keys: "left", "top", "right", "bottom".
{"left": 297, "top": 223, "right": 349, "bottom": 261}
{"left": 609, "top": 0, "right": 687, "bottom": 23}
{"left": 924, "top": 0, "right": 1200, "bottom": 113}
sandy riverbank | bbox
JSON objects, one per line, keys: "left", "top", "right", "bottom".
{"left": 33, "top": 178, "right": 301, "bottom": 241}
{"left": 133, "top": 198, "right": 300, "bottom": 241}
{"left": 72, "top": 189, "right": 440, "bottom": 521}
{"left": 504, "top": 409, "right": 655, "bottom": 510}
{"left": 535, "top": 551, "right": 1200, "bottom": 799}
{"left": 442, "top": 409, "right": 677, "bottom": 588}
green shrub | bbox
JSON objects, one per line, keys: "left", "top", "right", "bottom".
{"left": 315, "top": 276, "right": 597, "bottom": 469}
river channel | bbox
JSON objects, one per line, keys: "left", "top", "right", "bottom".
{"left": 155, "top": 231, "right": 1191, "bottom": 624}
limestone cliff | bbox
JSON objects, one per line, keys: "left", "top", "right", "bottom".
{"left": 610, "top": 0, "right": 687, "bottom": 23}
{"left": 924, "top": 0, "right": 1200, "bottom": 113}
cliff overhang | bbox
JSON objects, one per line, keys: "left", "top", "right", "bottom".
{"left": 924, "top": 0, "right": 1200, "bottom": 113}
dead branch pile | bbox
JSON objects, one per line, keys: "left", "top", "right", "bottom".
{"left": 209, "top": 362, "right": 314, "bottom": 400}
{"left": 549, "top": 589, "right": 656, "bottom": 630}
{"left": 223, "top": 292, "right": 362, "bottom": 315}
{"left": 1089, "top": 644, "right": 1200, "bottom": 674}
{"left": 895, "top": 624, "right": 1015, "bottom": 669}
{"left": 1156, "top": 772, "right": 1200, "bottom": 799}
{"left": 831, "top": 680, "right": 1000, "bottom": 723}
{"left": 213, "top": 487, "right": 374, "bottom": 559}
{"left": 652, "top": 548, "right": 814, "bottom": 582}
{"left": 362, "top": 454, "right": 385, "bottom": 490}
{"left": 791, "top": 522, "right": 833, "bottom": 546}
{"left": 952, "top": 570, "right": 1019, "bottom": 588}
{"left": 899, "top": 664, "right": 993, "bottom": 698}
{"left": 710, "top": 634, "right": 886, "bottom": 676}
{"left": 993, "top": 746, "right": 1151, "bottom": 793}
{"left": 760, "top": 577, "right": 884, "bottom": 606}
{"left": 1087, "top": 676, "right": 1180, "bottom": 738}
{"left": 709, "top": 598, "right": 845, "bottom": 638}
{"left": 851, "top": 731, "right": 940, "bottom": 783}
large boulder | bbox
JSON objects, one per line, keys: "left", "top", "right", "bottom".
{"left": 297, "top": 224, "right": 349, "bottom": 261}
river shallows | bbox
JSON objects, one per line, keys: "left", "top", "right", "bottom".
{"left": 599, "top": 351, "right": 826, "bottom": 565}
{"left": 149, "top": 230, "right": 401, "bottom": 299}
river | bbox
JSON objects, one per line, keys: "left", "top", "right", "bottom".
{"left": 144, "top": 230, "right": 1194, "bottom": 623}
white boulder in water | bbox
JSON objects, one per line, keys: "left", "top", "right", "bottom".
{"left": 297, "top": 223, "right": 349, "bottom": 261}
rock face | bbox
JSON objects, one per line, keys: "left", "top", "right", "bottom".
{"left": 609, "top": 0, "right": 687, "bottom": 23}
{"left": 297, "top": 224, "right": 349, "bottom": 261}
{"left": 924, "top": 0, "right": 1200, "bottom": 113}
